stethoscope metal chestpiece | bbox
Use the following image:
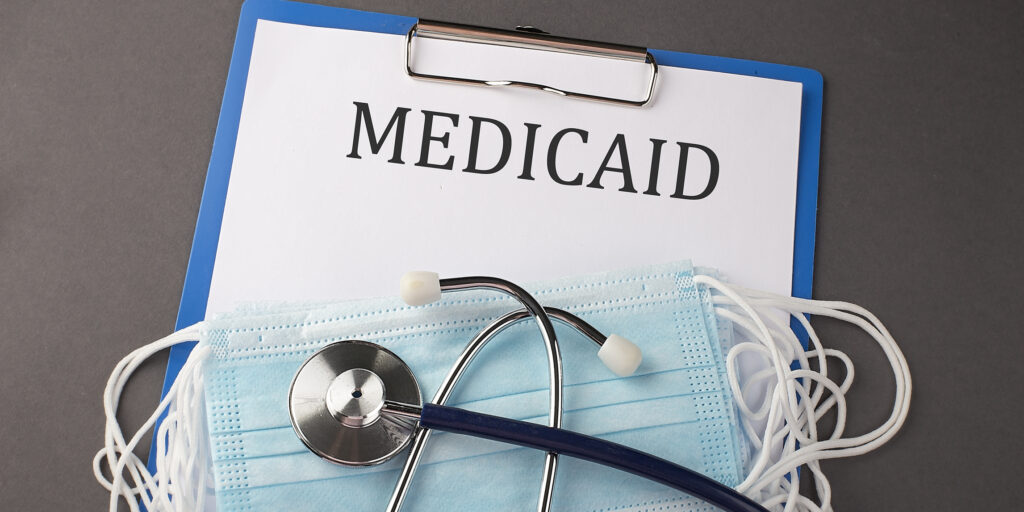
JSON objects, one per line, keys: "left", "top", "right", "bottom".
{"left": 288, "top": 340, "right": 422, "bottom": 466}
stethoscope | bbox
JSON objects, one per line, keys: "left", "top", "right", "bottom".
{"left": 288, "top": 272, "right": 768, "bottom": 512}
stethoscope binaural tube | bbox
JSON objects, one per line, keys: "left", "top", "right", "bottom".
{"left": 386, "top": 306, "right": 638, "bottom": 512}
{"left": 400, "top": 272, "right": 564, "bottom": 512}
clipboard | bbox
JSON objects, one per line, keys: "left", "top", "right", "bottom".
{"left": 150, "top": 0, "right": 822, "bottom": 474}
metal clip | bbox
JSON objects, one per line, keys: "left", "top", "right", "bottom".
{"left": 405, "top": 20, "right": 658, "bottom": 107}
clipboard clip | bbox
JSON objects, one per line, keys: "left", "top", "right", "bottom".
{"left": 405, "top": 20, "right": 659, "bottom": 107}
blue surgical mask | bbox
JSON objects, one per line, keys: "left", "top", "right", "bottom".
{"left": 198, "top": 260, "right": 746, "bottom": 511}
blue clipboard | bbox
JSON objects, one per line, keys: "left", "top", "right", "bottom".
{"left": 149, "top": 0, "right": 823, "bottom": 473}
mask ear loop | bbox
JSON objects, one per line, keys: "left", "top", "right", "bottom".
{"left": 693, "top": 275, "right": 911, "bottom": 512}
{"left": 93, "top": 323, "right": 210, "bottom": 512}
{"left": 154, "top": 335, "right": 212, "bottom": 512}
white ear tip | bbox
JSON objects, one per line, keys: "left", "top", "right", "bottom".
{"left": 598, "top": 334, "right": 642, "bottom": 377}
{"left": 400, "top": 271, "right": 442, "bottom": 306}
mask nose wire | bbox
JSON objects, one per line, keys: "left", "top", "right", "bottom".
{"left": 385, "top": 307, "right": 612, "bottom": 512}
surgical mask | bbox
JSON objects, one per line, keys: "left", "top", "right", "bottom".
{"left": 201, "top": 261, "right": 744, "bottom": 512}
{"left": 95, "top": 260, "right": 911, "bottom": 512}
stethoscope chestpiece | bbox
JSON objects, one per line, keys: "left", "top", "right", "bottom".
{"left": 288, "top": 340, "right": 422, "bottom": 466}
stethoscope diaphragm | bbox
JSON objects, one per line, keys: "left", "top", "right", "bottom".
{"left": 288, "top": 340, "right": 423, "bottom": 466}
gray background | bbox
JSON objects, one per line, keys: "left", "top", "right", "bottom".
{"left": 1, "top": 0, "right": 1021, "bottom": 510}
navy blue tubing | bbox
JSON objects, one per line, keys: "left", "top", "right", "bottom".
{"left": 419, "top": 403, "right": 768, "bottom": 512}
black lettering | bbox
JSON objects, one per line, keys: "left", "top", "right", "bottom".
{"left": 586, "top": 134, "right": 637, "bottom": 193}
{"left": 518, "top": 123, "right": 542, "bottom": 180}
{"left": 463, "top": 116, "right": 512, "bottom": 174}
{"left": 415, "top": 110, "right": 460, "bottom": 170}
{"left": 546, "top": 128, "right": 588, "bottom": 186}
{"left": 347, "top": 102, "right": 410, "bottom": 164}
{"left": 643, "top": 138, "right": 667, "bottom": 196}
{"left": 671, "top": 143, "right": 720, "bottom": 200}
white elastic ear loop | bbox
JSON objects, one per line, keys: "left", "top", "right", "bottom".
{"left": 101, "top": 332, "right": 206, "bottom": 512}
{"left": 705, "top": 279, "right": 807, "bottom": 439}
{"left": 731, "top": 309, "right": 848, "bottom": 447}
{"left": 737, "top": 306, "right": 856, "bottom": 453}
{"left": 153, "top": 341, "right": 210, "bottom": 512}
{"left": 746, "top": 300, "right": 910, "bottom": 494}
{"left": 708, "top": 283, "right": 835, "bottom": 509}
{"left": 745, "top": 309, "right": 905, "bottom": 509}
{"left": 699, "top": 278, "right": 811, "bottom": 486}
{"left": 110, "top": 335, "right": 209, "bottom": 512}
{"left": 694, "top": 275, "right": 911, "bottom": 512}
{"left": 748, "top": 294, "right": 911, "bottom": 453}
{"left": 94, "top": 323, "right": 209, "bottom": 512}
{"left": 96, "top": 328, "right": 201, "bottom": 512}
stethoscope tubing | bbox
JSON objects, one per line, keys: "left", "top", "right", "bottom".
{"left": 435, "top": 276, "right": 564, "bottom": 512}
{"left": 418, "top": 403, "right": 769, "bottom": 512}
{"left": 386, "top": 307, "right": 607, "bottom": 512}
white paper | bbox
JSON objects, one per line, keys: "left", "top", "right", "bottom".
{"left": 205, "top": 20, "right": 803, "bottom": 316}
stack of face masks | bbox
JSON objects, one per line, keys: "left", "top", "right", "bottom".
{"left": 95, "top": 260, "right": 911, "bottom": 512}
{"left": 202, "top": 261, "right": 745, "bottom": 512}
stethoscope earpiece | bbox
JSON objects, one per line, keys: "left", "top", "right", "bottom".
{"left": 399, "top": 271, "right": 442, "bottom": 306}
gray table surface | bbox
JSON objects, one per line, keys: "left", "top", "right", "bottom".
{"left": 2, "top": 1, "right": 1022, "bottom": 510}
